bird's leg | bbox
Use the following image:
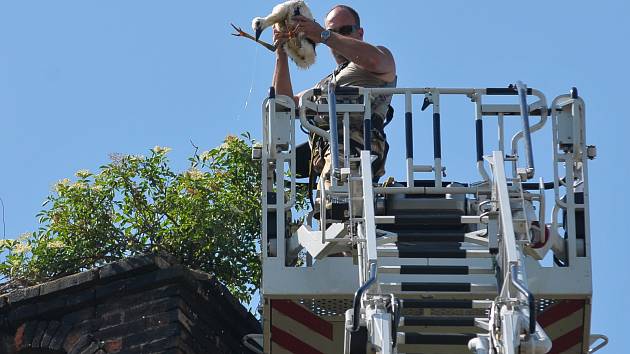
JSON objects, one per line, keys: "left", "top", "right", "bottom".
{"left": 284, "top": 20, "right": 292, "bottom": 39}
{"left": 284, "top": 20, "right": 302, "bottom": 48}
{"left": 286, "top": 19, "right": 298, "bottom": 39}
{"left": 230, "top": 23, "right": 276, "bottom": 52}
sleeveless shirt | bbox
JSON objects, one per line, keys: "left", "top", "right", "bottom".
{"left": 313, "top": 61, "right": 397, "bottom": 131}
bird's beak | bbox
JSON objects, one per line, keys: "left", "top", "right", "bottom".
{"left": 255, "top": 28, "right": 263, "bottom": 42}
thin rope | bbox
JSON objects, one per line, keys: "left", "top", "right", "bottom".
{"left": 236, "top": 45, "right": 259, "bottom": 121}
{"left": 0, "top": 197, "right": 6, "bottom": 239}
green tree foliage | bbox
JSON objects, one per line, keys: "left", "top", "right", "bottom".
{"left": 0, "top": 135, "right": 265, "bottom": 302}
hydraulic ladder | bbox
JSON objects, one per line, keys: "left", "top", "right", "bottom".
{"left": 254, "top": 84, "right": 607, "bottom": 354}
{"left": 374, "top": 181, "right": 495, "bottom": 354}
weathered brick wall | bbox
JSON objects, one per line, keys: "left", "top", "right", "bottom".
{"left": 0, "top": 255, "right": 260, "bottom": 354}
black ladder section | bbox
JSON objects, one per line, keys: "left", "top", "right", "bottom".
{"left": 375, "top": 181, "right": 496, "bottom": 354}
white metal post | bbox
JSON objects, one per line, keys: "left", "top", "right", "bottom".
{"left": 498, "top": 113, "right": 505, "bottom": 154}
{"left": 361, "top": 151, "right": 378, "bottom": 264}
{"left": 261, "top": 99, "right": 270, "bottom": 258}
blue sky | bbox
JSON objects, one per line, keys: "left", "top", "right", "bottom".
{"left": 1, "top": 0, "right": 628, "bottom": 351}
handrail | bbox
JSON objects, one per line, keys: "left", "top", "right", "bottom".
{"left": 242, "top": 334, "right": 264, "bottom": 354}
{"left": 488, "top": 151, "right": 538, "bottom": 338}
{"left": 298, "top": 85, "right": 547, "bottom": 187}
{"left": 263, "top": 93, "right": 297, "bottom": 210}
{"left": 589, "top": 334, "right": 609, "bottom": 353}
{"left": 299, "top": 86, "right": 549, "bottom": 134}
{"left": 510, "top": 263, "right": 536, "bottom": 334}
{"left": 360, "top": 150, "right": 378, "bottom": 263}
{"left": 549, "top": 94, "right": 588, "bottom": 266}
{"left": 491, "top": 151, "right": 519, "bottom": 263}
{"left": 351, "top": 152, "right": 379, "bottom": 332}
{"left": 328, "top": 81, "right": 341, "bottom": 176}
{"left": 510, "top": 86, "right": 548, "bottom": 179}
{"left": 298, "top": 94, "right": 330, "bottom": 140}
{"left": 516, "top": 81, "right": 535, "bottom": 177}
{"left": 351, "top": 262, "right": 377, "bottom": 332}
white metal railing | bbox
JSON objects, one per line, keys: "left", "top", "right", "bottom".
{"left": 349, "top": 151, "right": 379, "bottom": 333}
{"left": 550, "top": 93, "right": 590, "bottom": 265}
{"left": 260, "top": 91, "right": 296, "bottom": 264}
{"left": 299, "top": 85, "right": 548, "bottom": 194}
{"left": 295, "top": 85, "right": 551, "bottom": 353}
{"left": 479, "top": 151, "right": 551, "bottom": 354}
{"left": 259, "top": 84, "right": 600, "bottom": 353}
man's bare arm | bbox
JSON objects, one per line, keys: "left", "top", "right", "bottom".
{"left": 328, "top": 35, "right": 395, "bottom": 78}
{"left": 293, "top": 16, "right": 395, "bottom": 81}
{"left": 272, "top": 51, "right": 294, "bottom": 96}
{"left": 271, "top": 26, "right": 300, "bottom": 106}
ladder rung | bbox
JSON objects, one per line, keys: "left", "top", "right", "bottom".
{"left": 401, "top": 316, "right": 479, "bottom": 327}
{"left": 376, "top": 214, "right": 463, "bottom": 226}
{"left": 396, "top": 343, "right": 471, "bottom": 354}
{"left": 381, "top": 282, "right": 497, "bottom": 297}
{"left": 377, "top": 248, "right": 490, "bottom": 259}
{"left": 396, "top": 232, "right": 465, "bottom": 243}
{"left": 379, "top": 265, "right": 493, "bottom": 275}
{"left": 399, "top": 323, "right": 485, "bottom": 334}
{"left": 400, "top": 299, "right": 492, "bottom": 309}
{"left": 398, "top": 332, "right": 476, "bottom": 345}
{"left": 390, "top": 265, "right": 469, "bottom": 275}
{"left": 395, "top": 241, "right": 467, "bottom": 248}
{"left": 402, "top": 282, "right": 471, "bottom": 292}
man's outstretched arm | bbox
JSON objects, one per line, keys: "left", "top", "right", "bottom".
{"left": 293, "top": 16, "right": 395, "bottom": 81}
{"left": 271, "top": 25, "right": 301, "bottom": 106}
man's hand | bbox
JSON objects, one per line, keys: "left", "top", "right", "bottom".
{"left": 292, "top": 15, "right": 325, "bottom": 44}
{"left": 272, "top": 24, "right": 290, "bottom": 57}
{"left": 271, "top": 22, "right": 295, "bottom": 103}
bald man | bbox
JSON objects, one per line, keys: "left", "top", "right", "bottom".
{"left": 272, "top": 4, "right": 396, "bottom": 183}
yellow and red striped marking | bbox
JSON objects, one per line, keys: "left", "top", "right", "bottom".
{"left": 538, "top": 299, "right": 587, "bottom": 354}
{"left": 269, "top": 298, "right": 589, "bottom": 353}
{"left": 270, "top": 300, "right": 341, "bottom": 354}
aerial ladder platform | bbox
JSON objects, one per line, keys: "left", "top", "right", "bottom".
{"left": 243, "top": 83, "right": 608, "bottom": 354}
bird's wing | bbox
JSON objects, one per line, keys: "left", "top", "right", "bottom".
{"left": 283, "top": 1, "right": 313, "bottom": 26}
{"left": 295, "top": 1, "right": 313, "bottom": 20}
{"left": 265, "top": 1, "right": 293, "bottom": 25}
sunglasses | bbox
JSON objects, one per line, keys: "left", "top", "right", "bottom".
{"left": 328, "top": 25, "right": 359, "bottom": 36}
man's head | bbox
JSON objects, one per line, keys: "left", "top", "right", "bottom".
{"left": 324, "top": 5, "right": 363, "bottom": 64}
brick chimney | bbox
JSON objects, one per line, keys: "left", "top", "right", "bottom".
{"left": 0, "top": 254, "right": 261, "bottom": 353}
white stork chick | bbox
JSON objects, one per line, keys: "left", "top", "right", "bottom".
{"left": 252, "top": 0, "right": 316, "bottom": 69}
